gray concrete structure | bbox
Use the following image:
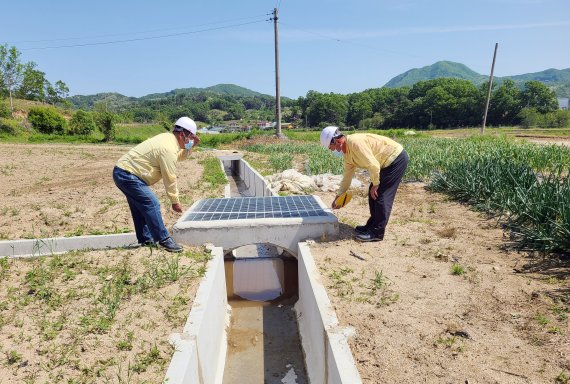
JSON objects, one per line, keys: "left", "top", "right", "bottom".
{"left": 172, "top": 195, "right": 338, "bottom": 255}
{"left": 0, "top": 233, "right": 137, "bottom": 258}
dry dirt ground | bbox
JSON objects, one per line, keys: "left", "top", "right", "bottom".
{"left": 0, "top": 142, "right": 569, "bottom": 384}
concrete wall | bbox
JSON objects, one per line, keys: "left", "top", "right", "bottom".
{"left": 164, "top": 246, "right": 229, "bottom": 384}
{"left": 296, "top": 242, "right": 362, "bottom": 384}
{"left": 221, "top": 157, "right": 276, "bottom": 197}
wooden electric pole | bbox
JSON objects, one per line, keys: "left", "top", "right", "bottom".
{"left": 272, "top": 7, "right": 283, "bottom": 138}
{"left": 481, "top": 42, "right": 498, "bottom": 134}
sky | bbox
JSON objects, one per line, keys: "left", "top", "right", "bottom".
{"left": 1, "top": 0, "right": 569, "bottom": 99}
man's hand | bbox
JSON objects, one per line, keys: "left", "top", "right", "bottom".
{"left": 331, "top": 198, "right": 339, "bottom": 210}
{"left": 370, "top": 185, "right": 379, "bottom": 200}
{"left": 172, "top": 203, "right": 183, "bottom": 213}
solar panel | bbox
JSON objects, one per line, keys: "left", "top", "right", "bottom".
{"left": 184, "top": 196, "right": 328, "bottom": 222}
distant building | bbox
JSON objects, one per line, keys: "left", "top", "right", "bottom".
{"left": 558, "top": 98, "right": 569, "bottom": 110}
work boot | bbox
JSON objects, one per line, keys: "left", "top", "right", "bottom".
{"left": 158, "top": 237, "right": 183, "bottom": 253}
{"left": 354, "top": 229, "right": 384, "bottom": 243}
{"left": 354, "top": 225, "right": 369, "bottom": 234}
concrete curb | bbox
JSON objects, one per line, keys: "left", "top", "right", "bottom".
{"left": 0, "top": 232, "right": 137, "bottom": 258}
{"left": 165, "top": 246, "right": 229, "bottom": 384}
{"left": 296, "top": 242, "right": 363, "bottom": 384}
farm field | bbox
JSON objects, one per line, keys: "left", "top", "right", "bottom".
{"left": 0, "top": 139, "right": 569, "bottom": 383}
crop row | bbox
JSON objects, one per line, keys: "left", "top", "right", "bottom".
{"left": 244, "top": 134, "right": 570, "bottom": 254}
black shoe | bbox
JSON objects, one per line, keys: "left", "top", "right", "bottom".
{"left": 158, "top": 237, "right": 183, "bottom": 253}
{"left": 355, "top": 231, "right": 383, "bottom": 242}
{"left": 355, "top": 225, "right": 369, "bottom": 234}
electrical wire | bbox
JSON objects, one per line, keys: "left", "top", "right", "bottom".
{"left": 19, "top": 19, "right": 268, "bottom": 51}
{"left": 3, "top": 14, "right": 269, "bottom": 45}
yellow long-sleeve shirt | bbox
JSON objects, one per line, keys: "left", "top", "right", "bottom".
{"left": 337, "top": 133, "right": 404, "bottom": 196}
{"left": 116, "top": 132, "right": 187, "bottom": 204}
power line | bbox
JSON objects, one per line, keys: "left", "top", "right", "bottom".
{"left": 19, "top": 19, "right": 267, "bottom": 51}
{"left": 3, "top": 14, "right": 269, "bottom": 45}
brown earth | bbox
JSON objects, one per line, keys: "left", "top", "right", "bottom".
{"left": 0, "top": 142, "right": 569, "bottom": 383}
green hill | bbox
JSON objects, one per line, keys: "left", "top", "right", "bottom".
{"left": 385, "top": 61, "right": 570, "bottom": 97}
{"left": 384, "top": 61, "right": 487, "bottom": 88}
{"left": 140, "top": 84, "right": 264, "bottom": 101}
{"left": 67, "top": 92, "right": 136, "bottom": 110}
{"left": 68, "top": 84, "right": 269, "bottom": 109}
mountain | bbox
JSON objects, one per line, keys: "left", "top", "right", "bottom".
{"left": 68, "top": 84, "right": 269, "bottom": 109}
{"left": 67, "top": 92, "right": 136, "bottom": 110}
{"left": 384, "top": 61, "right": 570, "bottom": 97}
{"left": 384, "top": 61, "right": 487, "bottom": 88}
{"left": 139, "top": 84, "right": 264, "bottom": 101}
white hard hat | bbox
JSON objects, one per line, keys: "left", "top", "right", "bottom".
{"left": 174, "top": 116, "right": 197, "bottom": 135}
{"left": 320, "top": 126, "right": 340, "bottom": 148}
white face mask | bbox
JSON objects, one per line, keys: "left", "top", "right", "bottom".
{"left": 332, "top": 150, "right": 343, "bottom": 158}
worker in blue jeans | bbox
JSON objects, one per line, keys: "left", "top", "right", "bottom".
{"left": 320, "top": 126, "right": 409, "bottom": 242}
{"left": 113, "top": 117, "right": 199, "bottom": 252}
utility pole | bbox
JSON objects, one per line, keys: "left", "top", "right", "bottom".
{"left": 272, "top": 8, "right": 283, "bottom": 138}
{"left": 481, "top": 42, "right": 498, "bottom": 134}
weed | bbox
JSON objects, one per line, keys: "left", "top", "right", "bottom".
{"left": 38, "top": 316, "right": 65, "bottom": 341}
{"left": 97, "top": 197, "right": 118, "bottom": 214}
{"left": 0, "top": 257, "right": 11, "bottom": 280}
{"left": 536, "top": 314, "right": 550, "bottom": 326}
{"left": 160, "top": 255, "right": 192, "bottom": 283}
{"left": 550, "top": 304, "right": 569, "bottom": 321}
{"left": 329, "top": 267, "right": 355, "bottom": 298}
{"left": 0, "top": 164, "right": 15, "bottom": 176}
{"left": 198, "top": 156, "right": 227, "bottom": 189}
{"left": 451, "top": 263, "right": 465, "bottom": 275}
{"left": 164, "top": 295, "right": 189, "bottom": 323}
{"left": 436, "top": 336, "right": 457, "bottom": 348}
{"left": 116, "top": 331, "right": 134, "bottom": 351}
{"left": 556, "top": 371, "right": 570, "bottom": 384}
{"left": 6, "top": 350, "right": 22, "bottom": 365}
{"left": 131, "top": 344, "right": 163, "bottom": 374}
{"left": 369, "top": 270, "right": 388, "bottom": 294}
{"left": 34, "top": 176, "right": 52, "bottom": 185}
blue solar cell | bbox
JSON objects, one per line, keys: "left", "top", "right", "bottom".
{"left": 184, "top": 195, "right": 326, "bottom": 222}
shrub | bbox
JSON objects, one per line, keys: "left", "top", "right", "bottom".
{"left": 0, "top": 99, "right": 10, "bottom": 118}
{"left": 69, "top": 110, "right": 97, "bottom": 135}
{"left": 28, "top": 106, "right": 66, "bottom": 134}
{"left": 0, "top": 118, "right": 21, "bottom": 135}
{"left": 94, "top": 111, "right": 116, "bottom": 142}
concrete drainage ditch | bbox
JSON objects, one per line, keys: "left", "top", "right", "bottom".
{"left": 166, "top": 155, "right": 361, "bottom": 383}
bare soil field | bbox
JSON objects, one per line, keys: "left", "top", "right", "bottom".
{"left": 0, "top": 142, "right": 569, "bottom": 383}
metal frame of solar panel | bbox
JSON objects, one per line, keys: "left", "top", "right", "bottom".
{"left": 184, "top": 196, "right": 328, "bottom": 222}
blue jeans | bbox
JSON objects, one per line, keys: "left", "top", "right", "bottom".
{"left": 113, "top": 166, "right": 170, "bottom": 244}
